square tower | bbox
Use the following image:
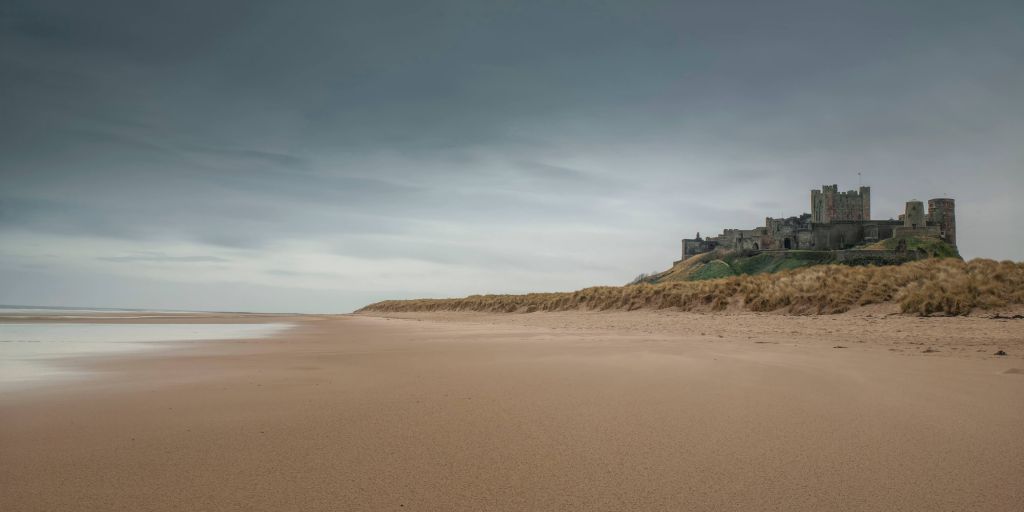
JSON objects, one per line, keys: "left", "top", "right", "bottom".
{"left": 927, "top": 198, "right": 956, "bottom": 246}
{"left": 811, "top": 184, "right": 870, "bottom": 224}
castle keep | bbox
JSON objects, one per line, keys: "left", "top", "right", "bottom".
{"left": 682, "top": 185, "right": 955, "bottom": 259}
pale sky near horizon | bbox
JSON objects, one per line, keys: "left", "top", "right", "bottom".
{"left": 2, "top": 1, "right": 1023, "bottom": 313}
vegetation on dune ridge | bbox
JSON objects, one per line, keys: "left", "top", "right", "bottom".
{"left": 359, "top": 258, "right": 1024, "bottom": 316}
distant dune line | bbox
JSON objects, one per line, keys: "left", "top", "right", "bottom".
{"left": 359, "top": 258, "right": 1024, "bottom": 316}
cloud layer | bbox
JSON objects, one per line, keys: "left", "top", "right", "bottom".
{"left": 2, "top": 1, "right": 1022, "bottom": 312}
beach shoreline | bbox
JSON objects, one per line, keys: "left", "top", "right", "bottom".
{"left": 0, "top": 314, "right": 304, "bottom": 392}
{"left": 2, "top": 311, "right": 1022, "bottom": 511}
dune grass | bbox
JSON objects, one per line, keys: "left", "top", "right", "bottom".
{"left": 359, "top": 258, "right": 1024, "bottom": 316}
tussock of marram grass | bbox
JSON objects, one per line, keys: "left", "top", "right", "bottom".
{"left": 358, "top": 258, "right": 1024, "bottom": 316}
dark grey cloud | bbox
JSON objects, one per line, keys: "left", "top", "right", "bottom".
{"left": 1, "top": 0, "right": 1022, "bottom": 311}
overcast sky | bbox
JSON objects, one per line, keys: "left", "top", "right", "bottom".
{"left": 2, "top": 1, "right": 1022, "bottom": 313}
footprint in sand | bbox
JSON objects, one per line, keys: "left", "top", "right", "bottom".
{"left": 1003, "top": 368, "right": 1024, "bottom": 375}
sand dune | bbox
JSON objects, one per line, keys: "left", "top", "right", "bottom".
{"left": 361, "top": 258, "right": 1024, "bottom": 316}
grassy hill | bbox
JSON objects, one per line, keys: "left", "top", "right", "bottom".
{"left": 360, "top": 258, "right": 1023, "bottom": 316}
{"left": 641, "top": 235, "right": 960, "bottom": 285}
{"left": 859, "top": 235, "right": 961, "bottom": 258}
{"left": 645, "top": 250, "right": 833, "bottom": 284}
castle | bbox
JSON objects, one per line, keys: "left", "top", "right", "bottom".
{"left": 682, "top": 185, "right": 956, "bottom": 259}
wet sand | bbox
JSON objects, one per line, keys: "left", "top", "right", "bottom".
{"left": 1, "top": 311, "right": 1022, "bottom": 511}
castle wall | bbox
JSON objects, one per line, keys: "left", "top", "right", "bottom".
{"left": 810, "top": 222, "right": 864, "bottom": 250}
{"left": 764, "top": 214, "right": 812, "bottom": 249}
{"left": 765, "top": 227, "right": 806, "bottom": 250}
{"left": 863, "top": 221, "right": 901, "bottom": 242}
{"left": 682, "top": 238, "right": 716, "bottom": 258}
{"left": 685, "top": 216, "right": 917, "bottom": 257}
{"left": 796, "top": 230, "right": 815, "bottom": 248}
{"left": 892, "top": 225, "right": 940, "bottom": 240}
{"left": 709, "top": 227, "right": 766, "bottom": 251}
{"left": 864, "top": 224, "right": 879, "bottom": 241}
{"left": 834, "top": 249, "right": 927, "bottom": 265}
{"left": 861, "top": 187, "right": 871, "bottom": 222}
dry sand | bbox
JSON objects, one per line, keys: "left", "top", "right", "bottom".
{"left": 1, "top": 311, "right": 1023, "bottom": 511}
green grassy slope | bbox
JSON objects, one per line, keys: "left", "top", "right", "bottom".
{"left": 859, "top": 236, "right": 961, "bottom": 258}
{"left": 644, "top": 236, "right": 960, "bottom": 284}
{"left": 647, "top": 250, "right": 832, "bottom": 283}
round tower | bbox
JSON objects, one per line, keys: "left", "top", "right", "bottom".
{"left": 928, "top": 198, "right": 956, "bottom": 246}
{"left": 903, "top": 200, "right": 925, "bottom": 228}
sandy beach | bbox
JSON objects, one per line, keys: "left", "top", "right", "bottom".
{"left": 1, "top": 311, "right": 1022, "bottom": 511}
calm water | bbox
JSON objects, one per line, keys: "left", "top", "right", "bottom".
{"left": 0, "top": 322, "right": 291, "bottom": 389}
{"left": 0, "top": 305, "right": 206, "bottom": 318}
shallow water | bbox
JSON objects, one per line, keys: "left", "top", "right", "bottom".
{"left": 0, "top": 323, "right": 291, "bottom": 389}
{"left": 0, "top": 305, "right": 204, "bottom": 319}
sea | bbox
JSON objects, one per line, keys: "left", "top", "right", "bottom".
{"left": 0, "top": 306, "right": 291, "bottom": 390}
